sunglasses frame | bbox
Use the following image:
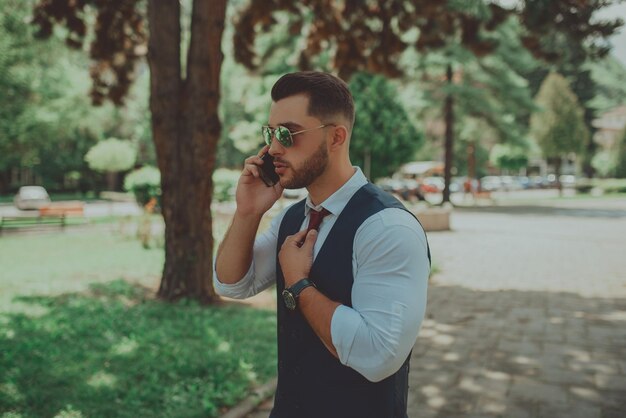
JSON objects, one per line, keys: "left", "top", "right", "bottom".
{"left": 261, "top": 124, "right": 336, "bottom": 147}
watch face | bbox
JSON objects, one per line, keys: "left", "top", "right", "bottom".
{"left": 282, "top": 289, "right": 297, "bottom": 310}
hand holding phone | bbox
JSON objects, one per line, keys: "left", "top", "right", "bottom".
{"left": 258, "top": 152, "right": 279, "bottom": 187}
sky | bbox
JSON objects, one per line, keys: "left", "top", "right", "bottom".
{"left": 597, "top": 3, "right": 626, "bottom": 67}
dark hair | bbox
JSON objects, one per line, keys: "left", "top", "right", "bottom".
{"left": 271, "top": 71, "right": 355, "bottom": 129}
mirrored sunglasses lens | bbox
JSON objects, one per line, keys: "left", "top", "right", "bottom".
{"left": 276, "top": 126, "right": 292, "bottom": 146}
{"left": 262, "top": 127, "right": 272, "bottom": 145}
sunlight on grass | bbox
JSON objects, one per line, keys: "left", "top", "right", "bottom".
{"left": 0, "top": 280, "right": 277, "bottom": 418}
{"left": 87, "top": 371, "right": 118, "bottom": 389}
{"left": 110, "top": 337, "right": 139, "bottom": 356}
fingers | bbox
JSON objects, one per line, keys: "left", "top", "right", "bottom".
{"left": 302, "top": 229, "right": 318, "bottom": 249}
{"left": 286, "top": 228, "right": 318, "bottom": 249}
{"left": 242, "top": 146, "right": 271, "bottom": 179}
{"left": 243, "top": 162, "right": 261, "bottom": 179}
{"left": 257, "top": 144, "right": 270, "bottom": 157}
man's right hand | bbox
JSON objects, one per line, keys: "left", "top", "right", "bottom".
{"left": 236, "top": 146, "right": 284, "bottom": 216}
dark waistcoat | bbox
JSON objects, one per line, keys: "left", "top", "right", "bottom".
{"left": 270, "top": 183, "right": 430, "bottom": 418}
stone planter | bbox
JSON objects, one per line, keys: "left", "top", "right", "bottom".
{"left": 412, "top": 206, "right": 451, "bottom": 231}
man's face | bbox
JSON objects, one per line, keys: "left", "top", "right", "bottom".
{"left": 267, "top": 94, "right": 330, "bottom": 189}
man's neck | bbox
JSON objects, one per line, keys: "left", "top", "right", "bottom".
{"left": 307, "top": 164, "right": 356, "bottom": 206}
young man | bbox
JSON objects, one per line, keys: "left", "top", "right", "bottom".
{"left": 214, "top": 71, "right": 430, "bottom": 418}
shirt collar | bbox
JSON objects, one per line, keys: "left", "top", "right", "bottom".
{"left": 304, "top": 167, "right": 368, "bottom": 217}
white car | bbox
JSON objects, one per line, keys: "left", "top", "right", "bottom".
{"left": 13, "top": 186, "right": 51, "bottom": 210}
{"left": 480, "top": 176, "right": 502, "bottom": 191}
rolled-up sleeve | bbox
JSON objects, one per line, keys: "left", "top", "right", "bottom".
{"left": 330, "top": 208, "right": 430, "bottom": 382}
{"left": 212, "top": 208, "right": 287, "bottom": 299}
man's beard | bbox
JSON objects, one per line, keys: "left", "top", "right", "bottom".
{"left": 280, "top": 141, "right": 328, "bottom": 189}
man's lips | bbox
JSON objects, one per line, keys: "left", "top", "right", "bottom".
{"left": 273, "top": 161, "right": 289, "bottom": 174}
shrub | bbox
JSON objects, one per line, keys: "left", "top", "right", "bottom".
{"left": 124, "top": 165, "right": 161, "bottom": 207}
{"left": 85, "top": 138, "right": 137, "bottom": 173}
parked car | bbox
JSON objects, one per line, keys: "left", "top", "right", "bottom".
{"left": 559, "top": 175, "right": 576, "bottom": 188}
{"left": 14, "top": 186, "right": 51, "bottom": 210}
{"left": 376, "top": 178, "right": 425, "bottom": 201}
{"left": 422, "top": 177, "right": 445, "bottom": 193}
{"left": 516, "top": 176, "right": 531, "bottom": 189}
{"left": 480, "top": 176, "right": 502, "bottom": 192}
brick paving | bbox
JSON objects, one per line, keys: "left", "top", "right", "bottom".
{"left": 243, "top": 197, "right": 626, "bottom": 418}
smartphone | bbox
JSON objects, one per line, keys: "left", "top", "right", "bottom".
{"left": 258, "top": 152, "right": 279, "bottom": 187}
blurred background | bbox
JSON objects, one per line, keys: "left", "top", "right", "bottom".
{"left": 1, "top": 0, "right": 625, "bottom": 417}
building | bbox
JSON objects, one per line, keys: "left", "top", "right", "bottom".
{"left": 592, "top": 105, "right": 626, "bottom": 150}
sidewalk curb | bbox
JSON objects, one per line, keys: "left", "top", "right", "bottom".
{"left": 221, "top": 378, "right": 277, "bottom": 418}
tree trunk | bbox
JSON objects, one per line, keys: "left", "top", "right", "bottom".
{"left": 0, "top": 169, "right": 9, "bottom": 194}
{"left": 148, "top": 0, "right": 226, "bottom": 303}
{"left": 467, "top": 141, "right": 476, "bottom": 181}
{"left": 555, "top": 157, "right": 563, "bottom": 197}
{"left": 582, "top": 132, "right": 597, "bottom": 179}
{"left": 442, "top": 63, "right": 454, "bottom": 204}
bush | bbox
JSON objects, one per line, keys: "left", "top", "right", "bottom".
{"left": 575, "top": 178, "right": 593, "bottom": 194}
{"left": 596, "top": 178, "right": 626, "bottom": 194}
{"left": 213, "top": 168, "right": 240, "bottom": 202}
{"left": 124, "top": 166, "right": 161, "bottom": 207}
{"left": 85, "top": 138, "right": 137, "bottom": 173}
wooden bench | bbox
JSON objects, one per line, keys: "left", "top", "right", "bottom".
{"left": 0, "top": 214, "right": 66, "bottom": 235}
{"left": 39, "top": 201, "right": 85, "bottom": 217}
{"left": 0, "top": 202, "right": 85, "bottom": 236}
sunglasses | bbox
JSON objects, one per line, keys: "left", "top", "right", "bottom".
{"left": 261, "top": 124, "right": 335, "bottom": 148}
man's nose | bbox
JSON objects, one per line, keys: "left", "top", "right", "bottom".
{"left": 268, "top": 135, "right": 284, "bottom": 156}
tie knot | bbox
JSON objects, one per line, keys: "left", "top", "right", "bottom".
{"left": 307, "top": 208, "right": 330, "bottom": 233}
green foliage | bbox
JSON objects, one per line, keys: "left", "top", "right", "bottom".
{"left": 614, "top": 128, "right": 626, "bottom": 178}
{"left": 591, "top": 150, "right": 618, "bottom": 178}
{"left": 490, "top": 143, "right": 529, "bottom": 171}
{"left": 124, "top": 165, "right": 161, "bottom": 206}
{"left": 0, "top": 0, "right": 100, "bottom": 190}
{"left": 0, "top": 0, "right": 154, "bottom": 193}
{"left": 589, "top": 56, "right": 626, "bottom": 113}
{"left": 349, "top": 72, "right": 424, "bottom": 180}
{"left": 530, "top": 72, "right": 589, "bottom": 159}
{"left": 85, "top": 138, "right": 137, "bottom": 173}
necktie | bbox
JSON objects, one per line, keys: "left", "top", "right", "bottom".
{"left": 306, "top": 208, "right": 331, "bottom": 233}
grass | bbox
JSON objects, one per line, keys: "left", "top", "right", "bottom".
{"left": 0, "top": 228, "right": 277, "bottom": 418}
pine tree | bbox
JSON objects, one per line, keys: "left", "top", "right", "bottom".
{"left": 349, "top": 73, "right": 423, "bottom": 180}
{"left": 530, "top": 72, "right": 589, "bottom": 194}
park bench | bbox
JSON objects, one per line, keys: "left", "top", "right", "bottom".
{"left": 39, "top": 201, "right": 85, "bottom": 217}
{"left": 0, "top": 201, "right": 85, "bottom": 236}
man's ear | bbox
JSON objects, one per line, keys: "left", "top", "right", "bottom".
{"left": 329, "top": 125, "right": 349, "bottom": 149}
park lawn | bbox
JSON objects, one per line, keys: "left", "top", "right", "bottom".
{"left": 0, "top": 229, "right": 277, "bottom": 418}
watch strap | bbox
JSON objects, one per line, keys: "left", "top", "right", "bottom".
{"left": 288, "top": 278, "right": 316, "bottom": 298}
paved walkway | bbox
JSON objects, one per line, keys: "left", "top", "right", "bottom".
{"left": 244, "top": 197, "right": 626, "bottom": 417}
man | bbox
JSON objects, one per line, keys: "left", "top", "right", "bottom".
{"left": 214, "top": 71, "right": 430, "bottom": 418}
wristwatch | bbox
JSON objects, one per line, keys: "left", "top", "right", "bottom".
{"left": 282, "top": 278, "right": 316, "bottom": 310}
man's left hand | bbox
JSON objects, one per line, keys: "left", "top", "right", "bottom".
{"left": 279, "top": 228, "right": 318, "bottom": 287}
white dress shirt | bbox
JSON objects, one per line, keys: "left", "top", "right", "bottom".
{"left": 213, "top": 167, "right": 430, "bottom": 382}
